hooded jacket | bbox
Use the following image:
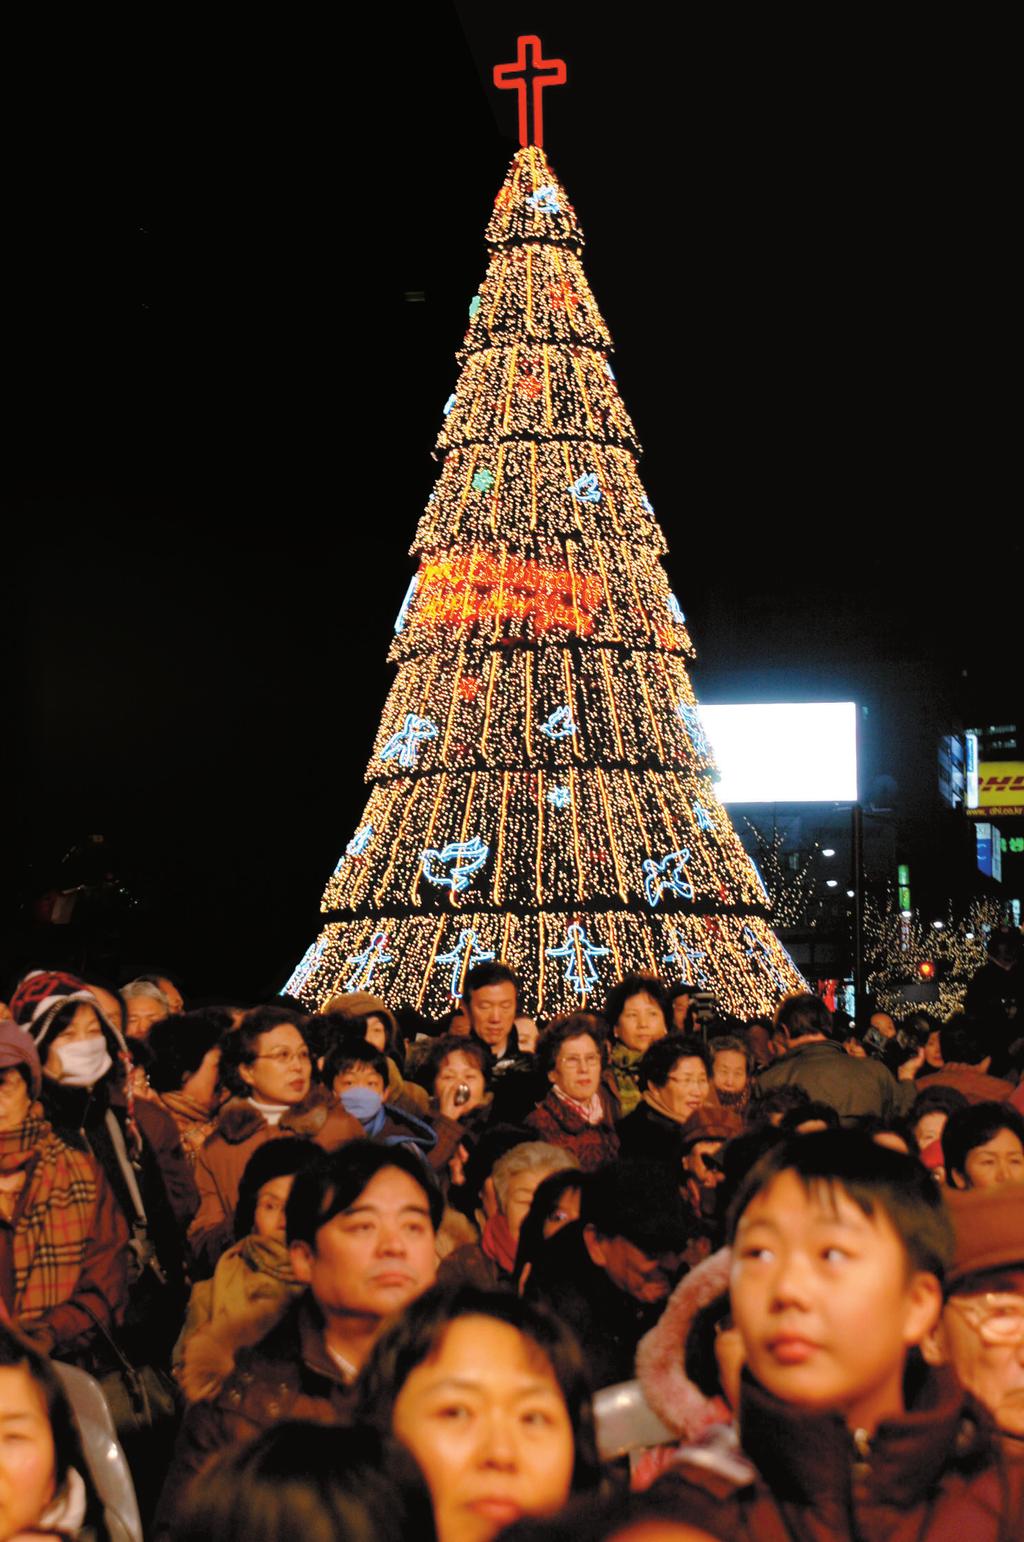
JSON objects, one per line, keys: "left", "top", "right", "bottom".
{"left": 650, "top": 1364, "right": 1024, "bottom": 1541}
{"left": 188, "top": 1090, "right": 361, "bottom": 1276}
{"left": 636, "top": 1246, "right": 733, "bottom": 1441}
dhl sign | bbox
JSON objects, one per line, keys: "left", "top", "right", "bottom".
{"left": 966, "top": 762, "right": 1024, "bottom": 818}
{"left": 414, "top": 551, "right": 603, "bottom": 636}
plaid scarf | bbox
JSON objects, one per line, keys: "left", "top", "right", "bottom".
{"left": 0, "top": 1114, "right": 97, "bottom": 1321}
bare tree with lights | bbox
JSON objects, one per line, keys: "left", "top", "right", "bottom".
{"left": 284, "top": 48, "right": 803, "bottom": 1018}
{"left": 863, "top": 891, "right": 1005, "bottom": 1020}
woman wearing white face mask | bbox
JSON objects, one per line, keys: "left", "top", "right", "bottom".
{"left": 0, "top": 1021, "right": 128, "bottom": 1367}
{"left": 28, "top": 991, "right": 198, "bottom": 1369}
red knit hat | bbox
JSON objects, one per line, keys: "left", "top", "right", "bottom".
{"left": 8, "top": 969, "right": 84, "bottom": 1025}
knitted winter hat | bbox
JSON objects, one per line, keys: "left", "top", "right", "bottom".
{"left": 0, "top": 1020, "right": 42, "bottom": 1099}
{"left": 8, "top": 969, "right": 85, "bottom": 1026}
{"left": 28, "top": 991, "right": 121, "bottom": 1058}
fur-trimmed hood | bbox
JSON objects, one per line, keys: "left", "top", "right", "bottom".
{"left": 635, "top": 1246, "right": 732, "bottom": 1441}
{"left": 213, "top": 1086, "right": 345, "bottom": 1146}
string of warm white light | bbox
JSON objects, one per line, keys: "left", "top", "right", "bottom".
{"left": 863, "top": 892, "right": 1005, "bottom": 1019}
{"left": 286, "top": 144, "right": 804, "bottom": 1018}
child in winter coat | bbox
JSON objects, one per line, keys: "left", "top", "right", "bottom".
{"left": 173, "top": 1138, "right": 318, "bottom": 1400}
{"left": 652, "top": 1130, "right": 1024, "bottom": 1540}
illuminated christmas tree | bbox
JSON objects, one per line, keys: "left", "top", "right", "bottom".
{"left": 286, "top": 41, "right": 802, "bottom": 1019}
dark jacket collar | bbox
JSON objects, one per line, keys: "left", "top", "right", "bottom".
{"left": 738, "top": 1363, "right": 990, "bottom": 1508}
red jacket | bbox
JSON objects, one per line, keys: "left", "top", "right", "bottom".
{"left": 650, "top": 1365, "right": 1024, "bottom": 1540}
{"left": 525, "top": 1087, "right": 620, "bottom": 1171}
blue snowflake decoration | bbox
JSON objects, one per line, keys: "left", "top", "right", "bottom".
{"left": 284, "top": 936, "right": 328, "bottom": 997}
{"left": 394, "top": 572, "right": 419, "bottom": 634}
{"left": 344, "top": 931, "right": 393, "bottom": 992}
{"left": 472, "top": 467, "right": 495, "bottom": 494}
{"left": 443, "top": 392, "right": 457, "bottom": 417}
{"left": 547, "top": 785, "right": 572, "bottom": 810}
{"left": 570, "top": 472, "right": 601, "bottom": 504}
{"left": 667, "top": 592, "right": 686, "bottom": 625}
{"left": 539, "top": 706, "right": 577, "bottom": 741}
{"left": 642, "top": 848, "right": 695, "bottom": 908}
{"left": 640, "top": 494, "right": 654, "bottom": 515}
{"left": 677, "top": 704, "right": 712, "bottom": 759}
{"left": 420, "top": 836, "right": 490, "bottom": 895}
{"left": 741, "top": 925, "right": 790, "bottom": 993}
{"left": 546, "top": 923, "right": 610, "bottom": 998}
{"left": 381, "top": 713, "right": 439, "bottom": 771}
{"left": 605, "top": 360, "right": 616, "bottom": 381}
{"left": 435, "top": 928, "right": 495, "bottom": 999}
{"left": 693, "top": 803, "right": 714, "bottom": 833}
{"left": 469, "top": 294, "right": 482, "bottom": 319}
{"left": 526, "top": 184, "right": 560, "bottom": 214}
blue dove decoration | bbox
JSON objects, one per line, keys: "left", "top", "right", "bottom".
{"left": 381, "top": 714, "right": 439, "bottom": 771}
{"left": 642, "top": 848, "right": 695, "bottom": 908}
{"left": 570, "top": 472, "right": 601, "bottom": 504}
{"left": 677, "top": 704, "right": 712, "bottom": 759}
{"left": 421, "top": 836, "right": 491, "bottom": 894}
{"left": 539, "top": 706, "right": 577, "bottom": 740}
{"left": 526, "top": 184, "right": 560, "bottom": 214}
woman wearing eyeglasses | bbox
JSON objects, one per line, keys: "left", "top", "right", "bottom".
{"left": 524, "top": 1016, "right": 620, "bottom": 1171}
{"left": 188, "top": 1007, "right": 361, "bottom": 1277}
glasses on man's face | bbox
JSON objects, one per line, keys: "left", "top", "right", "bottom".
{"left": 560, "top": 1055, "right": 602, "bottom": 1071}
{"left": 253, "top": 1048, "right": 312, "bottom": 1068}
{"left": 948, "top": 1293, "right": 1024, "bottom": 1346}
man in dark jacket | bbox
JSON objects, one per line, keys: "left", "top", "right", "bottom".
{"left": 155, "top": 1142, "right": 441, "bottom": 1537}
{"left": 753, "top": 993, "right": 916, "bottom": 1122}
{"left": 525, "top": 1161, "right": 692, "bottom": 1389}
{"left": 966, "top": 930, "right": 1024, "bottom": 1075}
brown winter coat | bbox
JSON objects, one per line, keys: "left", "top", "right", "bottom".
{"left": 188, "top": 1090, "right": 361, "bottom": 1274}
{"left": 154, "top": 1293, "right": 356, "bottom": 1540}
{"left": 651, "top": 1364, "right": 1024, "bottom": 1541}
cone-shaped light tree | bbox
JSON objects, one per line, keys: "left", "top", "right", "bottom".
{"left": 286, "top": 107, "right": 803, "bottom": 1018}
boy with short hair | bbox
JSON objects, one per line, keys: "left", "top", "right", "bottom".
{"left": 657, "top": 1130, "right": 1024, "bottom": 1538}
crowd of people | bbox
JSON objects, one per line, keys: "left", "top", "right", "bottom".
{"left": 0, "top": 928, "right": 1022, "bottom": 1540}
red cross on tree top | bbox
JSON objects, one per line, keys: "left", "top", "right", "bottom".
{"left": 493, "top": 35, "right": 567, "bottom": 148}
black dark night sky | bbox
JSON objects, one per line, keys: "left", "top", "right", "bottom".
{"left": 8, "top": 7, "right": 1019, "bottom": 999}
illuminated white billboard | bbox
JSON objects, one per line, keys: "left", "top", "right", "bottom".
{"left": 699, "top": 702, "right": 859, "bottom": 804}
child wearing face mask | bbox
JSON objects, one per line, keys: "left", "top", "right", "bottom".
{"left": 323, "top": 1037, "right": 457, "bottom": 1177}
